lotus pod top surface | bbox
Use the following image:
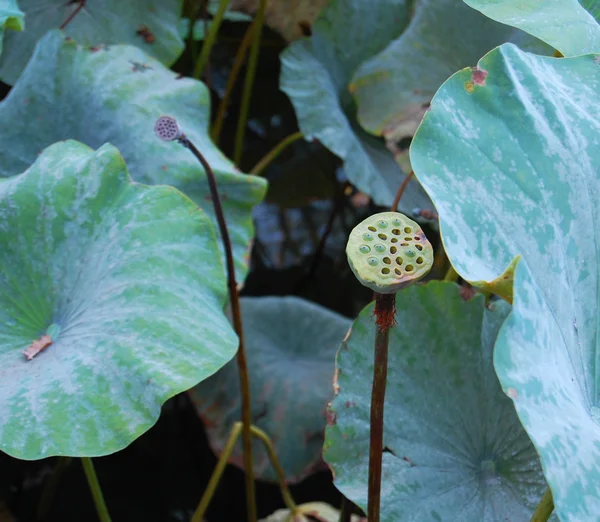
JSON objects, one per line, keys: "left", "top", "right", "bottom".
{"left": 346, "top": 211, "right": 433, "bottom": 294}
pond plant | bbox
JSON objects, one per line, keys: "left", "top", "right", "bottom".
{"left": 0, "top": 1, "right": 599, "bottom": 521}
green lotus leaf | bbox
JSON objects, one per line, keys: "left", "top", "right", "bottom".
{"left": 0, "top": 140, "right": 237, "bottom": 460}
{"left": 279, "top": 0, "right": 430, "bottom": 211}
{"left": 189, "top": 296, "right": 351, "bottom": 483}
{"left": 463, "top": 0, "right": 600, "bottom": 57}
{"left": 0, "top": 30, "right": 267, "bottom": 280}
{"left": 410, "top": 44, "right": 600, "bottom": 520}
{"left": 351, "top": 0, "right": 551, "bottom": 139}
{"left": 0, "top": 0, "right": 23, "bottom": 58}
{"left": 0, "top": 0, "right": 184, "bottom": 84}
{"left": 324, "top": 282, "right": 552, "bottom": 521}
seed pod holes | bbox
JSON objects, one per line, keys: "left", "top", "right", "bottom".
{"left": 346, "top": 211, "right": 434, "bottom": 293}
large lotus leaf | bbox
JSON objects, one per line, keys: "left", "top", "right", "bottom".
{"left": 279, "top": 0, "right": 430, "bottom": 211}
{"left": 0, "top": 0, "right": 184, "bottom": 84}
{"left": 410, "top": 44, "right": 600, "bottom": 520}
{"left": 324, "top": 282, "right": 552, "bottom": 521}
{"left": 463, "top": 0, "right": 600, "bottom": 57}
{"left": 0, "top": 30, "right": 267, "bottom": 280}
{"left": 351, "top": 0, "right": 551, "bottom": 139}
{"left": 0, "top": 140, "right": 237, "bottom": 459}
{"left": 189, "top": 296, "right": 351, "bottom": 483}
{"left": 0, "top": 0, "right": 23, "bottom": 58}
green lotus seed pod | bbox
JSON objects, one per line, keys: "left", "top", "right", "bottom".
{"left": 346, "top": 211, "right": 434, "bottom": 294}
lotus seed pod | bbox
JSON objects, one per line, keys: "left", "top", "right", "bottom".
{"left": 154, "top": 115, "right": 181, "bottom": 141}
{"left": 346, "top": 211, "right": 434, "bottom": 294}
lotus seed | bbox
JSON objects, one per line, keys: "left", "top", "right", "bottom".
{"left": 405, "top": 249, "right": 416, "bottom": 258}
{"left": 368, "top": 257, "right": 379, "bottom": 266}
{"left": 392, "top": 218, "right": 402, "bottom": 226}
{"left": 374, "top": 244, "right": 385, "bottom": 253}
{"left": 359, "top": 245, "right": 371, "bottom": 253}
{"left": 377, "top": 220, "right": 388, "bottom": 228}
{"left": 382, "top": 267, "right": 390, "bottom": 274}
{"left": 363, "top": 233, "right": 374, "bottom": 241}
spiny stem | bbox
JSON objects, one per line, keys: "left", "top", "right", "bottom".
{"left": 36, "top": 457, "right": 72, "bottom": 521}
{"left": 81, "top": 458, "right": 111, "bottom": 522}
{"left": 249, "top": 131, "right": 305, "bottom": 176}
{"left": 191, "top": 423, "right": 243, "bottom": 522}
{"left": 368, "top": 293, "right": 394, "bottom": 522}
{"left": 178, "top": 137, "right": 257, "bottom": 522}
{"left": 193, "top": 0, "right": 231, "bottom": 79}
{"left": 530, "top": 487, "right": 554, "bottom": 522}
{"left": 233, "top": 0, "right": 267, "bottom": 165}
{"left": 211, "top": 20, "right": 256, "bottom": 144}
{"left": 391, "top": 170, "right": 414, "bottom": 212}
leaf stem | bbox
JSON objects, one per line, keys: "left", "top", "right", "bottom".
{"left": 233, "top": 0, "right": 266, "bottom": 165}
{"left": 339, "top": 496, "right": 352, "bottom": 522}
{"left": 59, "top": 0, "right": 86, "bottom": 30}
{"left": 250, "top": 425, "right": 298, "bottom": 513}
{"left": 444, "top": 266, "right": 459, "bottom": 282}
{"left": 368, "top": 293, "right": 393, "bottom": 522}
{"left": 36, "top": 457, "right": 72, "bottom": 521}
{"left": 391, "top": 170, "right": 414, "bottom": 212}
{"left": 249, "top": 132, "right": 305, "bottom": 176}
{"left": 80, "top": 458, "right": 111, "bottom": 522}
{"left": 211, "top": 20, "right": 256, "bottom": 144}
{"left": 191, "top": 423, "right": 243, "bottom": 522}
{"left": 191, "top": 423, "right": 298, "bottom": 522}
{"left": 530, "top": 487, "right": 554, "bottom": 522}
{"left": 193, "top": 0, "right": 231, "bottom": 79}
{"left": 178, "top": 137, "right": 257, "bottom": 522}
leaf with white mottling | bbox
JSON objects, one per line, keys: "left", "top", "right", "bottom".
{"left": 0, "top": 30, "right": 266, "bottom": 280}
{"left": 190, "top": 296, "right": 351, "bottom": 483}
{"left": 325, "top": 282, "right": 552, "bottom": 521}
{"left": 410, "top": 44, "right": 600, "bottom": 520}
{"left": 0, "top": 141, "right": 237, "bottom": 459}
{"left": 463, "top": 0, "right": 600, "bottom": 57}
{"left": 351, "top": 0, "right": 551, "bottom": 139}
{"left": 279, "top": 0, "right": 430, "bottom": 210}
{"left": 0, "top": 0, "right": 184, "bottom": 84}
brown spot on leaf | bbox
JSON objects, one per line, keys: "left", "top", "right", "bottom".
{"left": 23, "top": 335, "right": 52, "bottom": 361}
{"left": 345, "top": 401, "right": 355, "bottom": 408}
{"left": 326, "top": 409, "right": 336, "bottom": 426}
{"left": 472, "top": 66, "right": 488, "bottom": 86}
{"left": 136, "top": 25, "right": 155, "bottom": 44}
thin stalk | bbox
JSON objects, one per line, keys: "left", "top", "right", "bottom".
{"left": 60, "top": 0, "right": 86, "bottom": 30}
{"left": 211, "top": 21, "right": 256, "bottom": 144}
{"left": 81, "top": 458, "right": 111, "bottom": 522}
{"left": 36, "top": 457, "right": 72, "bottom": 522}
{"left": 249, "top": 132, "right": 304, "bottom": 176}
{"left": 369, "top": 293, "right": 394, "bottom": 522}
{"left": 250, "top": 425, "right": 297, "bottom": 513}
{"left": 391, "top": 171, "right": 414, "bottom": 212}
{"left": 191, "top": 423, "right": 243, "bottom": 522}
{"left": 530, "top": 487, "right": 554, "bottom": 522}
{"left": 233, "top": 0, "right": 267, "bottom": 165}
{"left": 339, "top": 496, "right": 352, "bottom": 522}
{"left": 178, "top": 136, "right": 257, "bottom": 522}
{"left": 193, "top": 0, "right": 231, "bottom": 79}
{"left": 187, "top": 2, "right": 201, "bottom": 66}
